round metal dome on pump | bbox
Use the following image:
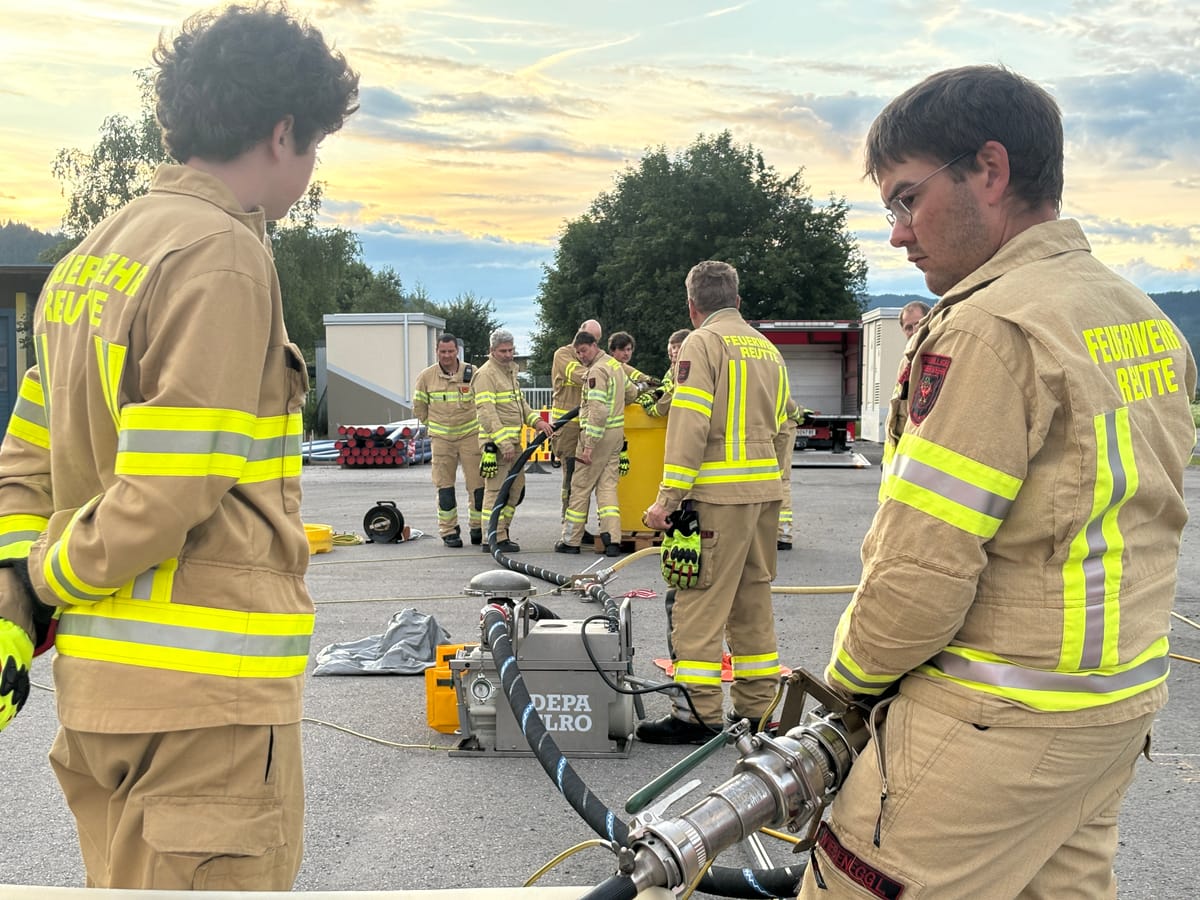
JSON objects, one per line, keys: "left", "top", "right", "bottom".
{"left": 464, "top": 569, "right": 536, "bottom": 600}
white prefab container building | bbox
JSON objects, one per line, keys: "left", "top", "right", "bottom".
{"left": 321, "top": 312, "right": 446, "bottom": 437}
{"left": 859, "top": 308, "right": 911, "bottom": 443}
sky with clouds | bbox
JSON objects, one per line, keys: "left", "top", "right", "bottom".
{"left": 1, "top": 0, "right": 1197, "bottom": 351}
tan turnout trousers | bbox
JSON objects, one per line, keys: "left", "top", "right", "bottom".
{"left": 798, "top": 696, "right": 1154, "bottom": 899}
{"left": 430, "top": 432, "right": 483, "bottom": 537}
{"left": 561, "top": 430, "right": 622, "bottom": 545}
{"left": 49, "top": 722, "right": 304, "bottom": 890}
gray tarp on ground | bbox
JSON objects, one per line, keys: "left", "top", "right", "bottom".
{"left": 313, "top": 608, "right": 450, "bottom": 675}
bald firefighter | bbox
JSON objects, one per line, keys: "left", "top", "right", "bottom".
{"left": 641, "top": 260, "right": 788, "bottom": 743}
{"left": 555, "top": 332, "right": 626, "bottom": 557}
{"left": 413, "top": 333, "right": 482, "bottom": 547}
{"left": 474, "top": 328, "right": 553, "bottom": 553}
{"left": 550, "top": 319, "right": 602, "bottom": 517}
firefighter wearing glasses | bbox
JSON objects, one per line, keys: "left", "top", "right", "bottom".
{"left": 640, "top": 260, "right": 788, "bottom": 744}
{"left": 799, "top": 66, "right": 1197, "bottom": 899}
{"left": 413, "top": 333, "right": 482, "bottom": 547}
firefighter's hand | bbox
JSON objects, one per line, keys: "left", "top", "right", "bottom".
{"left": 636, "top": 390, "right": 662, "bottom": 412}
{"left": 0, "top": 618, "right": 33, "bottom": 733}
{"left": 619, "top": 441, "right": 630, "bottom": 476}
{"left": 534, "top": 419, "right": 554, "bottom": 438}
{"left": 660, "top": 509, "right": 701, "bottom": 589}
{"left": 501, "top": 442, "right": 517, "bottom": 462}
{"left": 579, "top": 447, "right": 593, "bottom": 466}
{"left": 480, "top": 442, "right": 499, "bottom": 478}
{"left": 643, "top": 502, "right": 670, "bottom": 531}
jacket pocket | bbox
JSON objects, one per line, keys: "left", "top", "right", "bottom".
{"left": 696, "top": 528, "right": 719, "bottom": 590}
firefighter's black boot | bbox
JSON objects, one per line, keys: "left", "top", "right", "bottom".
{"left": 636, "top": 715, "right": 718, "bottom": 745}
{"left": 601, "top": 532, "right": 622, "bottom": 557}
{"left": 443, "top": 526, "right": 463, "bottom": 548}
{"left": 469, "top": 527, "right": 483, "bottom": 545}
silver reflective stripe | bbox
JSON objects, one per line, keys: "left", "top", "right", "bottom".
{"left": 130, "top": 568, "right": 157, "bottom": 600}
{"left": 697, "top": 461, "right": 779, "bottom": 479}
{"left": 1081, "top": 411, "right": 1127, "bottom": 669}
{"left": 673, "top": 662, "right": 722, "bottom": 681}
{"left": 931, "top": 650, "right": 1167, "bottom": 694}
{"left": 892, "top": 454, "right": 1015, "bottom": 520}
{"left": 58, "top": 615, "right": 312, "bottom": 658}
{"left": 831, "top": 659, "right": 884, "bottom": 692}
{"left": 119, "top": 428, "right": 254, "bottom": 458}
{"left": 49, "top": 552, "right": 110, "bottom": 603}
{"left": 0, "top": 530, "right": 42, "bottom": 548}
{"left": 12, "top": 392, "right": 47, "bottom": 428}
{"left": 727, "top": 360, "right": 745, "bottom": 462}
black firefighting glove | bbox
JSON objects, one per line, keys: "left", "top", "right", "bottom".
{"left": 0, "top": 618, "right": 33, "bottom": 733}
{"left": 480, "top": 442, "right": 499, "bottom": 478}
{"left": 637, "top": 389, "right": 664, "bottom": 412}
{"left": 660, "top": 508, "right": 701, "bottom": 589}
{"left": 618, "top": 441, "right": 630, "bottom": 476}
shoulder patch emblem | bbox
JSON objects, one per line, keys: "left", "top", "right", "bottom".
{"left": 589, "top": 377, "right": 596, "bottom": 388}
{"left": 909, "top": 353, "right": 950, "bottom": 425}
{"left": 676, "top": 361, "right": 690, "bottom": 384}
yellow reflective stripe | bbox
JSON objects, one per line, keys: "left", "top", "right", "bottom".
{"left": 694, "top": 458, "right": 779, "bottom": 484}
{"left": 36, "top": 333, "right": 52, "bottom": 422}
{"left": 919, "top": 638, "right": 1168, "bottom": 711}
{"left": 674, "top": 659, "right": 722, "bottom": 685}
{"left": 0, "top": 513, "right": 48, "bottom": 560}
{"left": 1061, "top": 409, "right": 1137, "bottom": 670}
{"left": 43, "top": 498, "right": 111, "bottom": 605}
{"left": 8, "top": 373, "right": 50, "bottom": 448}
{"left": 730, "top": 652, "right": 780, "bottom": 678}
{"left": 663, "top": 463, "right": 697, "bottom": 491}
{"left": 54, "top": 633, "right": 309, "bottom": 678}
{"left": 829, "top": 649, "right": 895, "bottom": 696}
{"left": 92, "top": 335, "right": 126, "bottom": 429}
{"left": 725, "top": 359, "right": 747, "bottom": 461}
{"left": 884, "top": 433, "right": 1022, "bottom": 538}
{"left": 673, "top": 385, "right": 713, "bottom": 417}
{"left": 113, "top": 559, "right": 177, "bottom": 603}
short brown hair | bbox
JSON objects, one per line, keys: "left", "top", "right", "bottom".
{"left": 608, "top": 331, "right": 634, "bottom": 352}
{"left": 686, "top": 261, "right": 739, "bottom": 315}
{"left": 863, "top": 65, "right": 1063, "bottom": 212}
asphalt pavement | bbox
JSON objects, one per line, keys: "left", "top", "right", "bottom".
{"left": 2, "top": 445, "right": 1198, "bottom": 897}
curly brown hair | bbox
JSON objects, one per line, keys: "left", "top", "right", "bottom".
{"left": 153, "top": 3, "right": 359, "bottom": 162}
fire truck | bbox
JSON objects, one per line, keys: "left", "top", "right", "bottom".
{"left": 750, "top": 319, "right": 862, "bottom": 452}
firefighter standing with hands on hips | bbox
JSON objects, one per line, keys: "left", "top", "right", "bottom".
{"left": 413, "top": 333, "right": 483, "bottom": 547}
{"left": 640, "top": 260, "right": 789, "bottom": 744}
{"left": 799, "top": 66, "right": 1197, "bottom": 898}
{"left": 555, "top": 331, "right": 627, "bottom": 557}
{"left": 0, "top": 5, "right": 358, "bottom": 890}
{"left": 474, "top": 328, "right": 554, "bottom": 553}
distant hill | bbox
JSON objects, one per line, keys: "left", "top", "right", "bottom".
{"left": 861, "top": 292, "right": 935, "bottom": 311}
{"left": 0, "top": 221, "right": 60, "bottom": 264}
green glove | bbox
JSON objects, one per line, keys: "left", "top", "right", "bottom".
{"left": 619, "top": 441, "right": 630, "bottom": 477}
{"left": 480, "top": 441, "right": 499, "bottom": 478}
{"left": 0, "top": 618, "right": 33, "bottom": 733}
{"left": 636, "top": 391, "right": 657, "bottom": 412}
{"left": 659, "top": 508, "right": 701, "bottom": 589}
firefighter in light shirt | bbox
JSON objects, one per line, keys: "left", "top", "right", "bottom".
{"left": 799, "top": 66, "right": 1197, "bottom": 899}
{"left": 641, "top": 260, "right": 788, "bottom": 744}
{"left": 474, "top": 328, "right": 553, "bottom": 553}
{"left": 555, "top": 331, "right": 626, "bottom": 557}
{"left": 413, "top": 333, "right": 482, "bottom": 547}
{"left": 0, "top": 6, "right": 359, "bottom": 889}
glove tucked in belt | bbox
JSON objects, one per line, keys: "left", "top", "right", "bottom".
{"left": 480, "top": 441, "right": 499, "bottom": 478}
{"left": 660, "top": 507, "right": 701, "bottom": 589}
{"left": 619, "top": 441, "right": 630, "bottom": 476}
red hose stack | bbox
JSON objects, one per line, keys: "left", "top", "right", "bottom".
{"left": 334, "top": 424, "right": 408, "bottom": 467}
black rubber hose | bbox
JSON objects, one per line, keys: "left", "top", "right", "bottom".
{"left": 481, "top": 418, "right": 807, "bottom": 898}
{"left": 578, "top": 874, "right": 638, "bottom": 900}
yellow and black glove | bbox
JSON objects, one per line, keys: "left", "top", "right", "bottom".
{"left": 660, "top": 508, "right": 701, "bottom": 589}
{"left": 619, "top": 441, "right": 630, "bottom": 477}
{"left": 0, "top": 618, "right": 33, "bottom": 733}
{"left": 480, "top": 441, "right": 499, "bottom": 478}
{"left": 636, "top": 389, "right": 664, "bottom": 412}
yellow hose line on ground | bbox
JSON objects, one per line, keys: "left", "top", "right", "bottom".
{"left": 772, "top": 584, "right": 858, "bottom": 595}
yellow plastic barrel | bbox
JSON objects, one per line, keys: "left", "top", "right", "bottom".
{"left": 617, "top": 403, "right": 667, "bottom": 534}
{"left": 304, "top": 523, "right": 334, "bottom": 554}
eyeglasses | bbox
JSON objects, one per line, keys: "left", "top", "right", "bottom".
{"left": 884, "top": 150, "right": 973, "bottom": 227}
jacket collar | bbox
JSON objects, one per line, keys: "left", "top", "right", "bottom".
{"left": 150, "top": 164, "right": 268, "bottom": 241}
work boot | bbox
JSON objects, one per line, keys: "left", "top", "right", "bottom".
{"left": 494, "top": 539, "right": 520, "bottom": 554}
{"left": 601, "top": 532, "right": 622, "bottom": 557}
{"left": 636, "top": 714, "right": 718, "bottom": 746}
{"left": 582, "top": 529, "right": 598, "bottom": 547}
{"left": 469, "top": 528, "right": 483, "bottom": 546}
{"left": 554, "top": 541, "right": 581, "bottom": 555}
{"left": 443, "top": 528, "right": 463, "bottom": 548}
{"left": 777, "top": 540, "right": 792, "bottom": 551}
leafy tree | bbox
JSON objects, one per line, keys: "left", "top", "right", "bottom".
{"left": 436, "top": 292, "right": 501, "bottom": 366}
{"left": 531, "top": 131, "right": 868, "bottom": 377}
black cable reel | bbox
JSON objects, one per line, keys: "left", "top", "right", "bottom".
{"left": 363, "top": 500, "right": 405, "bottom": 543}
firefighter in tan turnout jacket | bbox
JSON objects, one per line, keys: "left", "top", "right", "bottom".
{"left": 0, "top": 6, "right": 359, "bottom": 890}
{"left": 474, "top": 328, "right": 554, "bottom": 553}
{"left": 799, "top": 67, "right": 1197, "bottom": 899}
{"left": 413, "top": 333, "right": 482, "bottom": 547}
{"left": 640, "top": 260, "right": 788, "bottom": 745}
{"left": 554, "top": 332, "right": 626, "bottom": 557}
{"left": 550, "top": 318, "right": 602, "bottom": 515}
